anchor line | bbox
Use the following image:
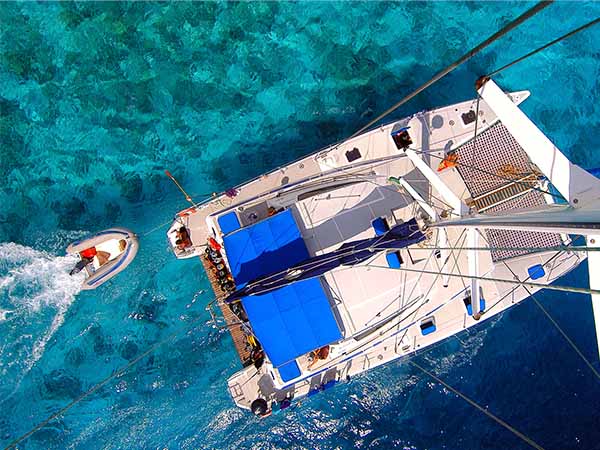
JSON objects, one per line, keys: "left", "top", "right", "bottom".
{"left": 532, "top": 295, "right": 600, "bottom": 382}
{"left": 4, "top": 291, "right": 210, "bottom": 450}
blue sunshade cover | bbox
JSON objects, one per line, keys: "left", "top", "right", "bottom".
{"left": 242, "top": 278, "right": 342, "bottom": 368}
{"left": 218, "top": 211, "right": 242, "bottom": 235}
{"left": 223, "top": 209, "right": 309, "bottom": 287}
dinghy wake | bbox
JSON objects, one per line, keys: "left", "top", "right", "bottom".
{"left": 0, "top": 243, "right": 83, "bottom": 399}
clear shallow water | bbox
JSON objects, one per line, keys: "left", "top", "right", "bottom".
{"left": 1, "top": 1, "right": 600, "bottom": 449}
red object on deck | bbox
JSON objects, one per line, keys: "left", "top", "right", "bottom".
{"left": 437, "top": 152, "right": 459, "bottom": 172}
{"left": 177, "top": 206, "right": 196, "bottom": 217}
{"left": 208, "top": 237, "right": 222, "bottom": 251}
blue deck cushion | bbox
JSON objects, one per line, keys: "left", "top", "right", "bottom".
{"left": 528, "top": 264, "right": 545, "bottom": 280}
{"left": 278, "top": 360, "right": 301, "bottom": 382}
{"left": 371, "top": 217, "right": 389, "bottom": 236}
{"left": 223, "top": 209, "right": 310, "bottom": 287}
{"left": 242, "top": 277, "right": 342, "bottom": 368}
{"left": 218, "top": 211, "right": 242, "bottom": 235}
{"left": 466, "top": 299, "right": 486, "bottom": 316}
{"left": 386, "top": 251, "right": 402, "bottom": 269}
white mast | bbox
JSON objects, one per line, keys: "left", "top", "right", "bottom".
{"left": 429, "top": 205, "right": 600, "bottom": 236}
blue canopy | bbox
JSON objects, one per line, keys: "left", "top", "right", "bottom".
{"left": 218, "top": 211, "right": 242, "bottom": 235}
{"left": 223, "top": 209, "right": 310, "bottom": 288}
{"left": 226, "top": 218, "right": 425, "bottom": 301}
{"left": 221, "top": 208, "right": 342, "bottom": 373}
{"left": 241, "top": 277, "right": 342, "bottom": 368}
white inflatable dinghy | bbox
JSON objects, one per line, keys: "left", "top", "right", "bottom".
{"left": 66, "top": 228, "right": 139, "bottom": 290}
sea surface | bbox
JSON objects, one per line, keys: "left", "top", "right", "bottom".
{"left": 1, "top": 2, "right": 600, "bottom": 449}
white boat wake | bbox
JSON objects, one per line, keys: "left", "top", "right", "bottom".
{"left": 0, "top": 242, "right": 83, "bottom": 398}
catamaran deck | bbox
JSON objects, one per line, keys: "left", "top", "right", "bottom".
{"left": 171, "top": 88, "right": 585, "bottom": 414}
{"left": 176, "top": 90, "right": 532, "bottom": 254}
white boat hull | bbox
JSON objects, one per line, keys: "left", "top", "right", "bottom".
{"left": 67, "top": 228, "right": 139, "bottom": 290}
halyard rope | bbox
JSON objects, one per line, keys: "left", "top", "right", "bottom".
{"left": 347, "top": 1, "right": 552, "bottom": 140}
{"left": 532, "top": 296, "right": 600, "bottom": 382}
{"left": 485, "top": 17, "right": 600, "bottom": 78}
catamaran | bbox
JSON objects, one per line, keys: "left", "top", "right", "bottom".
{"left": 6, "top": 4, "right": 600, "bottom": 450}
{"left": 167, "top": 76, "right": 600, "bottom": 416}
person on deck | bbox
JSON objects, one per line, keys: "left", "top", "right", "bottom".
{"left": 175, "top": 227, "right": 192, "bottom": 249}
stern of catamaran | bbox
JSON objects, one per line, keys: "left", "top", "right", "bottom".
{"left": 167, "top": 207, "right": 202, "bottom": 260}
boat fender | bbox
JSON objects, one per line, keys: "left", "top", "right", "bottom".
{"left": 250, "top": 398, "right": 270, "bottom": 417}
{"left": 208, "top": 237, "right": 222, "bottom": 251}
{"left": 250, "top": 347, "right": 265, "bottom": 369}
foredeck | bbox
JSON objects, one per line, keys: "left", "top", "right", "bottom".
{"left": 455, "top": 122, "right": 564, "bottom": 261}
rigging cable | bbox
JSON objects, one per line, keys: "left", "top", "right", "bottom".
{"left": 409, "top": 361, "right": 545, "bottom": 450}
{"left": 347, "top": 1, "right": 553, "bottom": 140}
{"left": 531, "top": 295, "right": 600, "bottom": 382}
{"left": 3, "top": 296, "right": 211, "bottom": 450}
{"left": 400, "top": 245, "right": 597, "bottom": 253}
{"left": 485, "top": 17, "right": 600, "bottom": 78}
{"left": 364, "top": 264, "right": 600, "bottom": 297}
{"left": 480, "top": 232, "right": 600, "bottom": 383}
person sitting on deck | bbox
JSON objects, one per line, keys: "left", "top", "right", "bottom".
{"left": 175, "top": 227, "right": 192, "bottom": 250}
{"left": 307, "top": 345, "right": 330, "bottom": 369}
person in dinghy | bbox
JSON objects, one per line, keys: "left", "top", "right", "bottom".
{"left": 67, "top": 228, "right": 139, "bottom": 290}
{"left": 69, "top": 240, "right": 126, "bottom": 275}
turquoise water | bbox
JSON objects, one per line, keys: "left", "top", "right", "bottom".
{"left": 1, "top": 1, "right": 600, "bottom": 449}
